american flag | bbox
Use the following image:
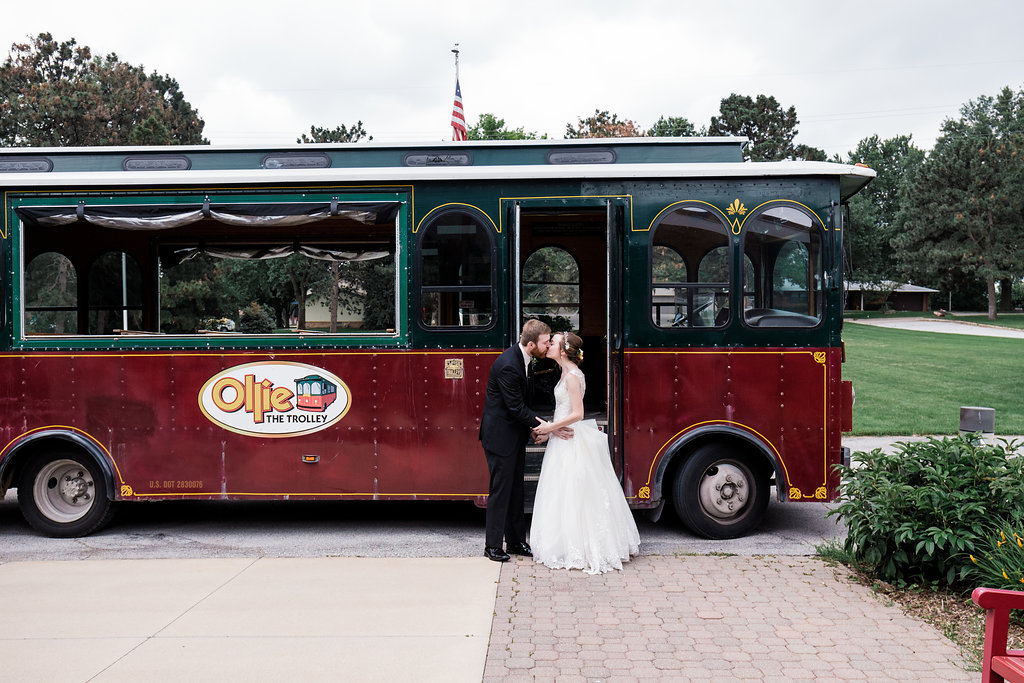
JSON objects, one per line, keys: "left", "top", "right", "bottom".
{"left": 451, "top": 79, "right": 467, "bottom": 141}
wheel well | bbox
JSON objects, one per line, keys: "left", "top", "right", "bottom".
{"left": 1, "top": 435, "right": 116, "bottom": 500}
{"left": 655, "top": 432, "right": 779, "bottom": 505}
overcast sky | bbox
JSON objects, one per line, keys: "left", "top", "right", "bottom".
{"left": 3, "top": 1, "right": 1022, "bottom": 157}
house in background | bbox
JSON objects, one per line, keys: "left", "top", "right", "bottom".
{"left": 304, "top": 298, "right": 364, "bottom": 330}
{"left": 845, "top": 281, "right": 939, "bottom": 312}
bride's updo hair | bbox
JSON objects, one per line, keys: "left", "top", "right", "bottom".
{"left": 562, "top": 332, "right": 583, "bottom": 365}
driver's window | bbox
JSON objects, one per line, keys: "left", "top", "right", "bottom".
{"left": 650, "top": 204, "right": 730, "bottom": 328}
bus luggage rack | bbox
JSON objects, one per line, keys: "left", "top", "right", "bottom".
{"left": 524, "top": 413, "right": 607, "bottom": 511}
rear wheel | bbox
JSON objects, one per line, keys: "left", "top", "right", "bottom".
{"left": 672, "top": 444, "right": 769, "bottom": 539}
{"left": 18, "top": 451, "right": 115, "bottom": 537}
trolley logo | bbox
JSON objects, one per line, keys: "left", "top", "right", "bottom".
{"left": 198, "top": 361, "right": 351, "bottom": 438}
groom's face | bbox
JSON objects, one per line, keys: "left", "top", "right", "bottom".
{"left": 529, "top": 333, "right": 551, "bottom": 359}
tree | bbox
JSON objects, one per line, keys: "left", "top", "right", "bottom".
{"left": 647, "top": 116, "right": 698, "bottom": 137}
{"left": 296, "top": 121, "right": 373, "bottom": 331}
{"left": 707, "top": 94, "right": 824, "bottom": 161}
{"left": 467, "top": 113, "right": 543, "bottom": 140}
{"left": 0, "top": 33, "right": 206, "bottom": 146}
{"left": 332, "top": 258, "right": 396, "bottom": 331}
{"left": 297, "top": 122, "right": 371, "bottom": 143}
{"left": 565, "top": 110, "right": 644, "bottom": 138}
{"left": 893, "top": 87, "right": 1024, "bottom": 319}
{"left": 843, "top": 135, "right": 925, "bottom": 289}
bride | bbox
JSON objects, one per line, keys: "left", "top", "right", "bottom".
{"left": 530, "top": 332, "right": 640, "bottom": 574}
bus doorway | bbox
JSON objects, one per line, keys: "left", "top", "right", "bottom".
{"left": 513, "top": 203, "right": 617, "bottom": 422}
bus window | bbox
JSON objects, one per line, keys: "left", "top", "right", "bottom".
{"left": 418, "top": 209, "right": 494, "bottom": 328}
{"left": 742, "top": 205, "right": 823, "bottom": 327}
{"left": 158, "top": 249, "right": 396, "bottom": 334}
{"left": 651, "top": 204, "right": 730, "bottom": 328}
{"left": 522, "top": 246, "right": 580, "bottom": 330}
{"left": 89, "top": 251, "right": 143, "bottom": 335}
{"left": 25, "top": 252, "right": 78, "bottom": 335}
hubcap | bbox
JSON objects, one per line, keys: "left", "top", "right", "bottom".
{"left": 33, "top": 459, "right": 95, "bottom": 523}
{"left": 697, "top": 462, "right": 749, "bottom": 520}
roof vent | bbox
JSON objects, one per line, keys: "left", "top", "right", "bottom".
{"left": 402, "top": 152, "right": 473, "bottom": 167}
{"left": 546, "top": 149, "right": 616, "bottom": 165}
{"left": 123, "top": 155, "right": 191, "bottom": 171}
{"left": 0, "top": 157, "right": 53, "bottom": 172}
{"left": 262, "top": 153, "right": 332, "bottom": 169}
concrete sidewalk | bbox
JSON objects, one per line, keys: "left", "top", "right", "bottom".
{"left": 848, "top": 316, "right": 1024, "bottom": 339}
{"left": 0, "top": 557, "right": 499, "bottom": 682}
{"left": 1, "top": 553, "right": 976, "bottom": 682}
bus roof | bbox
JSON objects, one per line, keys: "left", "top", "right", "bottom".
{"left": 0, "top": 138, "right": 875, "bottom": 200}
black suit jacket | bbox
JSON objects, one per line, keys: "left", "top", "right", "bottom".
{"left": 479, "top": 345, "right": 540, "bottom": 458}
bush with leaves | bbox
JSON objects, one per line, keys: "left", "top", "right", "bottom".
{"left": 238, "top": 302, "right": 275, "bottom": 334}
{"left": 830, "top": 435, "right": 1024, "bottom": 586}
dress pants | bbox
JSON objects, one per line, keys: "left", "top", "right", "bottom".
{"left": 484, "top": 445, "right": 526, "bottom": 549}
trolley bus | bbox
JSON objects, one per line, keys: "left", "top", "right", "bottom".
{"left": 0, "top": 138, "right": 873, "bottom": 538}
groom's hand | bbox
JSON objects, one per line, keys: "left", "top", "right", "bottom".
{"left": 551, "top": 426, "right": 573, "bottom": 440}
{"left": 531, "top": 429, "right": 549, "bottom": 444}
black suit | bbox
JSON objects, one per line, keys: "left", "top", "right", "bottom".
{"left": 479, "top": 345, "right": 540, "bottom": 549}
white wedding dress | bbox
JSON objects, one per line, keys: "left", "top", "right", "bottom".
{"left": 530, "top": 367, "right": 640, "bottom": 574}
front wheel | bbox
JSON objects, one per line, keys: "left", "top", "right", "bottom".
{"left": 18, "top": 451, "right": 115, "bottom": 537}
{"left": 672, "top": 444, "right": 769, "bottom": 539}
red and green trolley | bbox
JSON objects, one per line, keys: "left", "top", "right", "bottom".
{"left": 0, "top": 138, "right": 873, "bottom": 538}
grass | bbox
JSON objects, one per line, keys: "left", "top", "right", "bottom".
{"left": 841, "top": 322, "right": 1024, "bottom": 435}
{"left": 953, "top": 313, "right": 1024, "bottom": 330}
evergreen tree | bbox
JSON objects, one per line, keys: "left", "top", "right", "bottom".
{"left": 0, "top": 33, "right": 206, "bottom": 146}
{"left": 843, "top": 135, "right": 925, "bottom": 288}
{"left": 893, "top": 87, "right": 1024, "bottom": 319}
{"left": 467, "top": 113, "right": 543, "bottom": 140}
{"left": 297, "top": 122, "right": 371, "bottom": 143}
{"left": 707, "top": 93, "right": 823, "bottom": 161}
{"left": 648, "top": 116, "right": 698, "bottom": 137}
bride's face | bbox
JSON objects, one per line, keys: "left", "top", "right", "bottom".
{"left": 546, "top": 334, "right": 563, "bottom": 360}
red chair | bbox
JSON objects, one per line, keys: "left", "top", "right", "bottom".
{"left": 972, "top": 587, "right": 1024, "bottom": 683}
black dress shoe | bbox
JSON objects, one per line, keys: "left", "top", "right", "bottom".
{"left": 507, "top": 541, "right": 532, "bottom": 557}
{"left": 485, "top": 546, "right": 510, "bottom": 562}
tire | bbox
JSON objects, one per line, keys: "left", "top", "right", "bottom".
{"left": 18, "top": 450, "right": 115, "bottom": 537}
{"left": 672, "top": 444, "right": 769, "bottom": 539}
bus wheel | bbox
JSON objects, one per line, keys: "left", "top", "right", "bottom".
{"left": 672, "top": 444, "right": 769, "bottom": 539}
{"left": 18, "top": 451, "right": 115, "bottom": 537}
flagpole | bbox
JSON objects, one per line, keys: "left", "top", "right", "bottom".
{"left": 450, "top": 44, "right": 467, "bottom": 141}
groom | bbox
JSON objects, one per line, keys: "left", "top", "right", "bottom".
{"left": 479, "top": 319, "right": 563, "bottom": 562}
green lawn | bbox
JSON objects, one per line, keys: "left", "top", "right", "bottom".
{"left": 841, "top": 322, "right": 1024, "bottom": 435}
{"left": 951, "top": 313, "right": 1024, "bottom": 330}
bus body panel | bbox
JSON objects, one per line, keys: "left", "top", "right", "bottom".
{"left": 622, "top": 347, "right": 843, "bottom": 505}
{"left": 0, "top": 350, "right": 498, "bottom": 500}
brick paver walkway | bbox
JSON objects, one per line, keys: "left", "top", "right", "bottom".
{"left": 485, "top": 554, "right": 973, "bottom": 681}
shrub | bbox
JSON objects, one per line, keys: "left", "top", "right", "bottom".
{"left": 830, "top": 435, "right": 1024, "bottom": 586}
{"left": 238, "top": 302, "right": 275, "bottom": 334}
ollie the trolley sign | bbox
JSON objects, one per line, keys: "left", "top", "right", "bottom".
{"left": 0, "top": 138, "right": 873, "bottom": 538}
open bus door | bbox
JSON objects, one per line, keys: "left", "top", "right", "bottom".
{"left": 508, "top": 197, "right": 626, "bottom": 503}
{"left": 606, "top": 199, "right": 626, "bottom": 481}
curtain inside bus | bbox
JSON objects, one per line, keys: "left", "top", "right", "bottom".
{"left": 14, "top": 201, "right": 400, "bottom": 230}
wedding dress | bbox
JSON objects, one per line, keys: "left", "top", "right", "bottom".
{"left": 530, "top": 367, "right": 640, "bottom": 574}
